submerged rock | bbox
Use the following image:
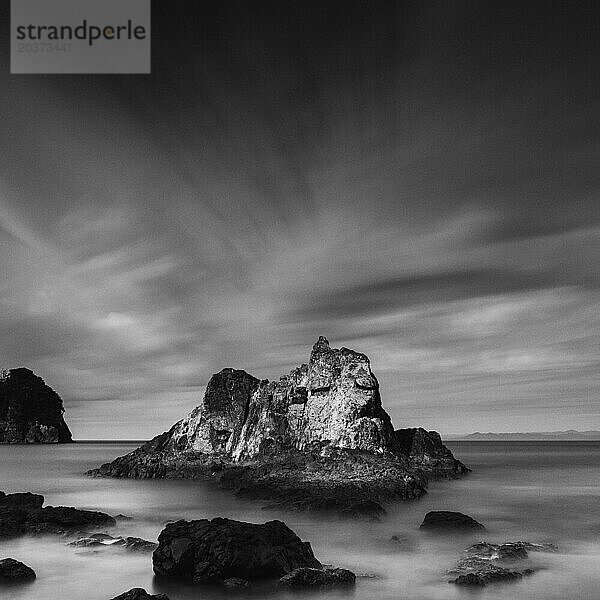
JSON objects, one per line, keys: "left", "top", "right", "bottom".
{"left": 0, "top": 368, "right": 72, "bottom": 444}
{"left": 152, "top": 517, "right": 322, "bottom": 583}
{"left": 451, "top": 560, "right": 534, "bottom": 586}
{"left": 89, "top": 338, "right": 467, "bottom": 516}
{"left": 0, "top": 558, "right": 36, "bottom": 582}
{"left": 0, "top": 491, "right": 115, "bottom": 539}
{"left": 278, "top": 567, "right": 356, "bottom": 588}
{"left": 466, "top": 541, "right": 557, "bottom": 560}
{"left": 110, "top": 589, "right": 169, "bottom": 600}
{"left": 448, "top": 540, "right": 557, "bottom": 586}
{"left": 420, "top": 511, "right": 485, "bottom": 532}
{"left": 69, "top": 533, "right": 156, "bottom": 551}
{"left": 223, "top": 577, "right": 250, "bottom": 588}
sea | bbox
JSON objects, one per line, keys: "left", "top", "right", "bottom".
{"left": 1, "top": 441, "right": 599, "bottom": 600}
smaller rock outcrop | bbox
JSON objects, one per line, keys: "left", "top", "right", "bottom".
{"left": 223, "top": 577, "right": 250, "bottom": 588}
{"left": 278, "top": 567, "right": 356, "bottom": 588}
{"left": 0, "top": 369, "right": 72, "bottom": 444}
{"left": 69, "top": 533, "right": 156, "bottom": 552}
{"left": 153, "top": 517, "right": 322, "bottom": 583}
{"left": 420, "top": 511, "right": 485, "bottom": 532}
{"left": 0, "top": 558, "right": 36, "bottom": 582}
{"left": 395, "top": 428, "right": 470, "bottom": 476}
{"left": 0, "top": 491, "right": 115, "bottom": 539}
{"left": 448, "top": 541, "right": 557, "bottom": 586}
{"left": 110, "top": 589, "right": 169, "bottom": 600}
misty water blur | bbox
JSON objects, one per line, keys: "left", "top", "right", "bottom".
{"left": 1, "top": 441, "right": 600, "bottom": 600}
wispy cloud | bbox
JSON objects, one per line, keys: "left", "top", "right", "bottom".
{"left": 0, "top": 0, "right": 598, "bottom": 437}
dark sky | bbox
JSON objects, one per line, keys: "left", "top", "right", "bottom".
{"left": 1, "top": 0, "right": 599, "bottom": 438}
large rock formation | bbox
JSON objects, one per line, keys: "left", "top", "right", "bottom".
{"left": 142, "top": 337, "right": 396, "bottom": 460}
{"left": 0, "top": 368, "right": 72, "bottom": 443}
{"left": 90, "top": 337, "right": 468, "bottom": 515}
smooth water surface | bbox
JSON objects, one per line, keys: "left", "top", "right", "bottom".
{"left": 1, "top": 441, "right": 599, "bottom": 600}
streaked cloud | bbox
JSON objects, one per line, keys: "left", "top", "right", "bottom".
{"left": 0, "top": 0, "right": 598, "bottom": 437}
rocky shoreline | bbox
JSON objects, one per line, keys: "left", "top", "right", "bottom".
{"left": 0, "top": 490, "right": 115, "bottom": 538}
{"left": 88, "top": 337, "right": 468, "bottom": 517}
{"left": 0, "top": 489, "right": 560, "bottom": 595}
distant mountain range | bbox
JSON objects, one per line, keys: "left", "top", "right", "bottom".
{"left": 447, "top": 430, "right": 600, "bottom": 441}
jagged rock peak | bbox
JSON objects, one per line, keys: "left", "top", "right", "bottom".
{"left": 161, "top": 337, "right": 396, "bottom": 461}
{"left": 0, "top": 368, "right": 73, "bottom": 444}
{"left": 311, "top": 335, "right": 331, "bottom": 354}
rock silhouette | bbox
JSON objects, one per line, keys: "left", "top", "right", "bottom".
{"left": 0, "top": 368, "right": 72, "bottom": 443}
{"left": 0, "top": 490, "right": 115, "bottom": 539}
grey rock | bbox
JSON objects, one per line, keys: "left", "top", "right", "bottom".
{"left": 420, "top": 511, "right": 485, "bottom": 532}
{"left": 465, "top": 541, "right": 557, "bottom": 559}
{"left": 110, "top": 589, "right": 169, "bottom": 600}
{"left": 89, "top": 338, "right": 467, "bottom": 515}
{"left": 164, "top": 337, "right": 395, "bottom": 460}
{"left": 395, "top": 428, "right": 470, "bottom": 476}
{"left": 0, "top": 558, "right": 36, "bottom": 582}
{"left": 69, "top": 533, "right": 156, "bottom": 551}
{"left": 0, "top": 491, "right": 115, "bottom": 539}
{"left": 449, "top": 540, "right": 557, "bottom": 586}
{"left": 0, "top": 492, "right": 44, "bottom": 510}
{"left": 223, "top": 577, "right": 250, "bottom": 587}
{"left": 0, "top": 368, "right": 72, "bottom": 444}
{"left": 152, "top": 517, "right": 322, "bottom": 583}
{"left": 278, "top": 567, "right": 356, "bottom": 588}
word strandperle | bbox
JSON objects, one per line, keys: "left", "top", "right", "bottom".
{"left": 15, "top": 19, "right": 147, "bottom": 46}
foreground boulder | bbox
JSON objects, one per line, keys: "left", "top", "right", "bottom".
{"left": 0, "top": 558, "right": 36, "bottom": 582}
{"left": 69, "top": 533, "right": 156, "bottom": 551}
{"left": 153, "top": 517, "right": 321, "bottom": 583}
{"left": 420, "top": 511, "right": 485, "bottom": 532}
{"left": 110, "top": 589, "right": 169, "bottom": 600}
{"left": 89, "top": 338, "right": 467, "bottom": 516}
{"left": 0, "top": 368, "right": 72, "bottom": 443}
{"left": 0, "top": 491, "right": 115, "bottom": 539}
{"left": 278, "top": 567, "right": 356, "bottom": 588}
{"left": 448, "top": 541, "right": 557, "bottom": 586}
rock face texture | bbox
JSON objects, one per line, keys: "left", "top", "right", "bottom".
{"left": 158, "top": 337, "right": 396, "bottom": 460}
{"left": 152, "top": 518, "right": 322, "bottom": 583}
{"left": 68, "top": 533, "right": 157, "bottom": 552}
{"left": 90, "top": 337, "right": 467, "bottom": 515}
{"left": 0, "top": 368, "right": 72, "bottom": 443}
{"left": 420, "top": 511, "right": 486, "bottom": 532}
{"left": 278, "top": 567, "right": 356, "bottom": 588}
{"left": 448, "top": 541, "right": 557, "bottom": 586}
{"left": 110, "top": 589, "right": 169, "bottom": 600}
{"left": 0, "top": 490, "right": 115, "bottom": 539}
{"left": 0, "top": 558, "right": 36, "bottom": 582}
